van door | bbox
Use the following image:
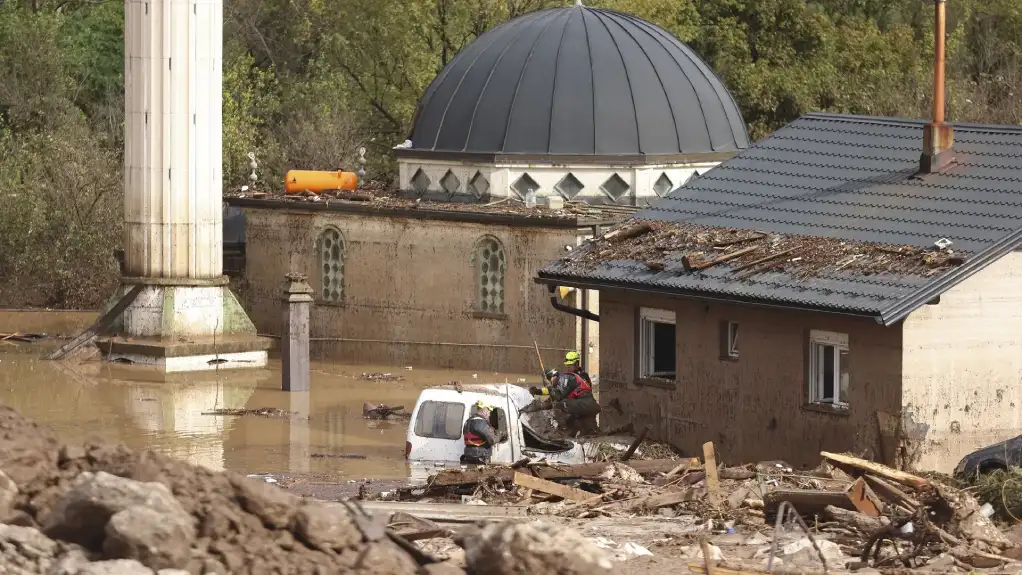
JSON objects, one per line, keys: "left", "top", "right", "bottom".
{"left": 409, "top": 399, "right": 467, "bottom": 463}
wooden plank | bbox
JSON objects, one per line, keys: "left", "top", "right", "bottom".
{"left": 862, "top": 474, "right": 921, "bottom": 511}
{"left": 703, "top": 442, "right": 722, "bottom": 507}
{"left": 820, "top": 451, "right": 930, "bottom": 491}
{"left": 688, "top": 561, "right": 827, "bottom": 575}
{"left": 763, "top": 489, "right": 856, "bottom": 514}
{"left": 360, "top": 501, "right": 527, "bottom": 522}
{"left": 621, "top": 424, "right": 650, "bottom": 461}
{"left": 683, "top": 246, "right": 759, "bottom": 272}
{"left": 700, "top": 537, "right": 719, "bottom": 575}
{"left": 513, "top": 472, "right": 591, "bottom": 502}
{"left": 846, "top": 477, "right": 881, "bottom": 517}
{"left": 635, "top": 486, "right": 706, "bottom": 510}
{"left": 47, "top": 284, "right": 144, "bottom": 360}
{"left": 427, "top": 458, "right": 700, "bottom": 487}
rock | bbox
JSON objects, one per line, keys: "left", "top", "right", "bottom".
{"left": 780, "top": 538, "right": 848, "bottom": 568}
{"left": 76, "top": 559, "right": 155, "bottom": 575}
{"left": 0, "top": 524, "right": 60, "bottom": 572}
{"left": 44, "top": 471, "right": 190, "bottom": 550}
{"left": 156, "top": 570, "right": 190, "bottom": 575}
{"left": 104, "top": 505, "right": 195, "bottom": 569}
{"left": 598, "top": 463, "right": 645, "bottom": 485}
{"left": 58, "top": 444, "right": 86, "bottom": 466}
{"left": 48, "top": 548, "right": 93, "bottom": 574}
{"left": 229, "top": 474, "right": 299, "bottom": 530}
{"left": 458, "top": 520, "right": 613, "bottom": 575}
{"left": 0, "top": 469, "right": 18, "bottom": 517}
{"left": 418, "top": 563, "right": 468, "bottom": 575}
{"left": 291, "top": 502, "right": 362, "bottom": 553}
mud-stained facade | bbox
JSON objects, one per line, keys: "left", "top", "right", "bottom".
{"left": 596, "top": 291, "right": 904, "bottom": 467}
{"left": 238, "top": 206, "right": 602, "bottom": 373}
{"left": 901, "top": 252, "right": 1022, "bottom": 472}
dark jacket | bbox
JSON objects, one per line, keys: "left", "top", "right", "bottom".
{"left": 550, "top": 371, "right": 593, "bottom": 402}
{"left": 462, "top": 415, "right": 500, "bottom": 460}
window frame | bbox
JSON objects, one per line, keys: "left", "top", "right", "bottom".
{"left": 719, "top": 321, "right": 739, "bottom": 361}
{"left": 315, "top": 225, "right": 347, "bottom": 305}
{"left": 471, "top": 235, "right": 508, "bottom": 317}
{"left": 807, "top": 330, "right": 850, "bottom": 409}
{"left": 638, "top": 307, "right": 677, "bottom": 382}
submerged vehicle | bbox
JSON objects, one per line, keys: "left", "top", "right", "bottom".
{"left": 405, "top": 383, "right": 631, "bottom": 478}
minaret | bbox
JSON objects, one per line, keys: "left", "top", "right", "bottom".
{"left": 101, "top": 0, "right": 268, "bottom": 372}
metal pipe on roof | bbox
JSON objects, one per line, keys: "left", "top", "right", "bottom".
{"left": 920, "top": 0, "right": 955, "bottom": 173}
{"left": 933, "top": 0, "right": 946, "bottom": 124}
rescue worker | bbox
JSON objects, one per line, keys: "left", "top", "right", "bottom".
{"left": 461, "top": 401, "right": 506, "bottom": 465}
{"left": 528, "top": 351, "right": 601, "bottom": 434}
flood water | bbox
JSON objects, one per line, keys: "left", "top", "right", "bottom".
{"left": 0, "top": 311, "right": 531, "bottom": 483}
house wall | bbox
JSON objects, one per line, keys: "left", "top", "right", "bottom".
{"left": 241, "top": 207, "right": 588, "bottom": 373}
{"left": 902, "top": 252, "right": 1022, "bottom": 473}
{"left": 396, "top": 157, "right": 717, "bottom": 204}
{"left": 597, "top": 291, "right": 903, "bottom": 467}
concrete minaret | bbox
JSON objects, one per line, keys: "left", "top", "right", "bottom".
{"left": 100, "top": 0, "right": 269, "bottom": 372}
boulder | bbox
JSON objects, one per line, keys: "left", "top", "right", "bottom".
{"left": 291, "top": 503, "right": 362, "bottom": 553}
{"left": 76, "top": 559, "right": 155, "bottom": 575}
{"left": 104, "top": 505, "right": 195, "bottom": 569}
{"left": 458, "top": 520, "right": 613, "bottom": 575}
{"left": 0, "top": 524, "right": 60, "bottom": 572}
{"left": 229, "top": 474, "right": 299, "bottom": 530}
{"left": 0, "top": 469, "right": 18, "bottom": 519}
{"left": 43, "top": 472, "right": 191, "bottom": 550}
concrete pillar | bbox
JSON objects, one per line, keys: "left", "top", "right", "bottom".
{"left": 288, "top": 392, "right": 311, "bottom": 473}
{"left": 100, "top": 0, "right": 269, "bottom": 371}
{"left": 281, "top": 272, "right": 313, "bottom": 392}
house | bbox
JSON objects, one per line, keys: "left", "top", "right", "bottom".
{"left": 225, "top": 2, "right": 750, "bottom": 373}
{"left": 536, "top": 10, "right": 1022, "bottom": 470}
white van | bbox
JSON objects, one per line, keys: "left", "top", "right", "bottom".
{"left": 405, "top": 383, "right": 630, "bottom": 479}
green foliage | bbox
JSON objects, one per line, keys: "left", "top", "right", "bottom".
{"left": 3, "top": 0, "right": 1022, "bottom": 308}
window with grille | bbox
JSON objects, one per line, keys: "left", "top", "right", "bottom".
{"left": 474, "top": 236, "right": 507, "bottom": 315}
{"left": 317, "top": 226, "right": 346, "bottom": 303}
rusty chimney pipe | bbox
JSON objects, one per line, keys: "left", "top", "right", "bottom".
{"left": 921, "top": 0, "right": 954, "bottom": 173}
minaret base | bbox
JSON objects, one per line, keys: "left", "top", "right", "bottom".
{"left": 97, "top": 277, "right": 270, "bottom": 373}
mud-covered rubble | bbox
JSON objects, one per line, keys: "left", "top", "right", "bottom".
{"left": 386, "top": 447, "right": 1022, "bottom": 573}
{"left": 225, "top": 183, "right": 635, "bottom": 221}
{"left": 0, "top": 405, "right": 615, "bottom": 575}
{"left": 565, "top": 220, "right": 967, "bottom": 279}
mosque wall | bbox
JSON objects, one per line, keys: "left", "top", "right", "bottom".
{"left": 239, "top": 207, "right": 589, "bottom": 373}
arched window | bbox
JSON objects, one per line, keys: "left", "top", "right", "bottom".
{"left": 474, "top": 236, "right": 506, "bottom": 314}
{"left": 317, "top": 226, "right": 346, "bottom": 303}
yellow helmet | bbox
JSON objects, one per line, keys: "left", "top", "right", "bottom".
{"left": 474, "top": 400, "right": 492, "bottom": 411}
{"left": 564, "top": 351, "right": 581, "bottom": 365}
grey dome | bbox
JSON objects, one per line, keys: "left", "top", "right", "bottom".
{"left": 408, "top": 4, "right": 750, "bottom": 157}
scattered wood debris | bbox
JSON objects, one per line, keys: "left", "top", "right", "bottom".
{"left": 363, "top": 402, "right": 411, "bottom": 420}
{"left": 359, "top": 372, "right": 404, "bottom": 381}
{"left": 0, "top": 332, "right": 50, "bottom": 343}
{"left": 201, "top": 407, "right": 295, "bottom": 418}
{"left": 568, "top": 221, "right": 968, "bottom": 279}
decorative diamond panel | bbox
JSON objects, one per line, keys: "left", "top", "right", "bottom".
{"left": 411, "top": 168, "right": 431, "bottom": 193}
{"left": 555, "top": 173, "right": 584, "bottom": 200}
{"left": 318, "top": 227, "right": 345, "bottom": 303}
{"left": 475, "top": 236, "right": 506, "bottom": 314}
{"left": 468, "top": 171, "right": 490, "bottom": 198}
{"left": 511, "top": 173, "right": 539, "bottom": 199}
{"left": 600, "top": 173, "right": 630, "bottom": 201}
{"left": 440, "top": 170, "right": 461, "bottom": 195}
{"left": 654, "top": 173, "right": 674, "bottom": 196}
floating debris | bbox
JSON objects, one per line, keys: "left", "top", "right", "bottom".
{"left": 201, "top": 407, "right": 295, "bottom": 418}
{"left": 359, "top": 372, "right": 404, "bottom": 381}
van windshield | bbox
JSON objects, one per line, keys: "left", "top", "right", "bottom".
{"left": 413, "top": 401, "right": 465, "bottom": 440}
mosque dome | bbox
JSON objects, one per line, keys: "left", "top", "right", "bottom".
{"left": 407, "top": 2, "right": 750, "bottom": 157}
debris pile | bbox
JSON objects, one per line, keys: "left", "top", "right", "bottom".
{"left": 199, "top": 407, "right": 296, "bottom": 418}
{"left": 362, "top": 402, "right": 411, "bottom": 421}
{"left": 359, "top": 372, "right": 404, "bottom": 382}
{"left": 568, "top": 221, "right": 967, "bottom": 279}
{"left": 388, "top": 446, "right": 1019, "bottom": 573}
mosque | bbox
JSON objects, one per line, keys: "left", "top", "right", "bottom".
{"left": 225, "top": 1, "right": 750, "bottom": 373}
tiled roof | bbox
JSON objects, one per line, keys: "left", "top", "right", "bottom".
{"left": 538, "top": 113, "right": 1022, "bottom": 324}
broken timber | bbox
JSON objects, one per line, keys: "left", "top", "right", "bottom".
{"left": 730, "top": 248, "right": 797, "bottom": 274}
{"left": 763, "top": 478, "right": 879, "bottom": 516}
{"left": 703, "top": 442, "right": 722, "bottom": 507}
{"left": 820, "top": 451, "right": 931, "bottom": 491}
{"left": 47, "top": 284, "right": 145, "bottom": 361}
{"left": 603, "top": 222, "right": 652, "bottom": 243}
{"left": 683, "top": 246, "right": 759, "bottom": 272}
{"left": 426, "top": 458, "right": 699, "bottom": 488}
{"left": 621, "top": 424, "right": 650, "bottom": 461}
{"left": 512, "top": 472, "right": 591, "bottom": 502}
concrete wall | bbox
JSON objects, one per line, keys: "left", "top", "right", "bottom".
{"left": 902, "top": 252, "right": 1022, "bottom": 472}
{"left": 242, "top": 207, "right": 583, "bottom": 372}
{"left": 597, "top": 291, "right": 903, "bottom": 467}
{"left": 396, "top": 157, "right": 717, "bottom": 204}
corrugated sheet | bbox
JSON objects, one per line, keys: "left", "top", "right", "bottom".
{"left": 538, "top": 113, "right": 1022, "bottom": 320}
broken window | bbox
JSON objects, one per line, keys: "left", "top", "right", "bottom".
{"left": 639, "top": 307, "right": 676, "bottom": 380}
{"left": 474, "top": 235, "right": 506, "bottom": 314}
{"left": 489, "top": 407, "right": 509, "bottom": 442}
{"left": 413, "top": 401, "right": 465, "bottom": 440}
{"left": 317, "top": 226, "right": 346, "bottom": 303}
{"left": 720, "top": 321, "right": 739, "bottom": 360}
{"left": 808, "top": 330, "right": 850, "bottom": 408}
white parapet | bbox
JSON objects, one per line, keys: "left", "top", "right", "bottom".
{"left": 124, "top": 0, "right": 223, "bottom": 279}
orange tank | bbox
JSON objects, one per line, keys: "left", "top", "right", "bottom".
{"left": 284, "top": 170, "right": 359, "bottom": 194}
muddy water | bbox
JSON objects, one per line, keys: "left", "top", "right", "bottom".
{"left": 0, "top": 331, "right": 531, "bottom": 483}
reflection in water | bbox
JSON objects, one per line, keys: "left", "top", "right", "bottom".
{"left": 0, "top": 344, "right": 529, "bottom": 481}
